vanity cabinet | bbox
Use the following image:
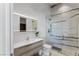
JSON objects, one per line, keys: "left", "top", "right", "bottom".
{"left": 14, "top": 40, "right": 43, "bottom": 56}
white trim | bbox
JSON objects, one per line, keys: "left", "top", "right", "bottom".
{"left": 10, "top": 3, "right": 14, "bottom": 56}
{"left": 0, "top": 3, "right": 12, "bottom": 56}
{"left": 5, "top": 3, "right": 10, "bottom": 56}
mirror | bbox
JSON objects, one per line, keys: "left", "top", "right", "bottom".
{"left": 20, "top": 17, "right": 26, "bottom": 32}
{"left": 32, "top": 19, "right": 37, "bottom": 31}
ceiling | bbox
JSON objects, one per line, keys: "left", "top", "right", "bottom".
{"left": 13, "top": 3, "right": 55, "bottom": 15}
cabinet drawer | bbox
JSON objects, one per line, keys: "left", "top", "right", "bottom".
{"left": 22, "top": 46, "right": 42, "bottom": 56}
{"left": 14, "top": 41, "right": 43, "bottom": 56}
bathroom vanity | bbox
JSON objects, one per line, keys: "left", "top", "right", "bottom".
{"left": 13, "top": 13, "right": 42, "bottom": 56}
{"left": 14, "top": 38, "right": 43, "bottom": 56}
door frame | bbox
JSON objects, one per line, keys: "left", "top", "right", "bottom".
{"left": 10, "top": 3, "right": 14, "bottom": 56}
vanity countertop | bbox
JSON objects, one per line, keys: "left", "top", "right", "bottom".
{"left": 14, "top": 38, "right": 43, "bottom": 49}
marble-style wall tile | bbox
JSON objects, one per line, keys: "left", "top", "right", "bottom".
{"left": 48, "top": 8, "right": 79, "bottom": 55}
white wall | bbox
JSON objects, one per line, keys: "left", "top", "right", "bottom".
{"left": 13, "top": 3, "right": 50, "bottom": 44}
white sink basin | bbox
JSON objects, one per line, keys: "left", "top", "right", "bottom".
{"left": 14, "top": 38, "right": 43, "bottom": 49}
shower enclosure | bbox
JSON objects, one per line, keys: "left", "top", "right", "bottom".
{"left": 47, "top": 8, "right": 79, "bottom": 56}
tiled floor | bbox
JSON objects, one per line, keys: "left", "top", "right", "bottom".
{"left": 50, "top": 49, "right": 64, "bottom": 56}
{"left": 38, "top": 44, "right": 64, "bottom": 56}
{"left": 34, "top": 49, "right": 64, "bottom": 56}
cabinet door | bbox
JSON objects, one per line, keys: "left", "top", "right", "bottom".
{"left": 26, "top": 18, "right": 32, "bottom": 31}
{"left": 13, "top": 14, "right": 20, "bottom": 31}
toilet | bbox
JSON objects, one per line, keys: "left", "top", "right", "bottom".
{"left": 39, "top": 44, "right": 52, "bottom": 56}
